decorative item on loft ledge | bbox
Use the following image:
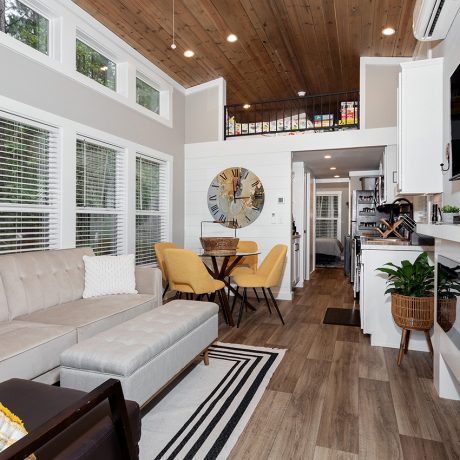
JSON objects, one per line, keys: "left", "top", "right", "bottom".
{"left": 377, "top": 252, "right": 435, "bottom": 366}
{"left": 200, "top": 220, "right": 238, "bottom": 254}
{"left": 441, "top": 204, "right": 460, "bottom": 224}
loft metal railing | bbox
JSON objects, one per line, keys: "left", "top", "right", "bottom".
{"left": 224, "top": 90, "right": 359, "bottom": 139}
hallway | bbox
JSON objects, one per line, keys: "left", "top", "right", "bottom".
{"left": 220, "top": 268, "right": 460, "bottom": 459}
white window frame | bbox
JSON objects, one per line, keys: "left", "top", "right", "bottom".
{"left": 0, "top": 0, "right": 177, "bottom": 127}
{"left": 75, "top": 135, "right": 126, "bottom": 256}
{"left": 0, "top": 109, "right": 61, "bottom": 254}
{"left": 135, "top": 153, "right": 169, "bottom": 266}
{"left": 315, "top": 191, "right": 342, "bottom": 241}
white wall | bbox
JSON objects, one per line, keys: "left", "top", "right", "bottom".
{"left": 185, "top": 145, "right": 293, "bottom": 300}
{"left": 430, "top": 11, "right": 460, "bottom": 207}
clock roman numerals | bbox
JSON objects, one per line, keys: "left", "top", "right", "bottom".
{"left": 232, "top": 168, "right": 239, "bottom": 177}
{"left": 241, "top": 169, "right": 249, "bottom": 179}
{"left": 219, "top": 172, "right": 227, "bottom": 180}
{"left": 218, "top": 214, "right": 226, "bottom": 223}
{"left": 245, "top": 215, "right": 251, "bottom": 222}
{"left": 209, "top": 195, "right": 217, "bottom": 201}
{"left": 251, "top": 180, "right": 260, "bottom": 187}
{"left": 210, "top": 204, "right": 219, "bottom": 215}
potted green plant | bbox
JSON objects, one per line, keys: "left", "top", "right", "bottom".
{"left": 437, "top": 266, "right": 460, "bottom": 332}
{"left": 376, "top": 252, "right": 434, "bottom": 365}
{"left": 441, "top": 204, "right": 460, "bottom": 224}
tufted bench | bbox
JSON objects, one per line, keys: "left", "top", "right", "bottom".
{"left": 60, "top": 299, "right": 219, "bottom": 407}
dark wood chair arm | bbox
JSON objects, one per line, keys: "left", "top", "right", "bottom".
{"left": 0, "top": 379, "right": 137, "bottom": 460}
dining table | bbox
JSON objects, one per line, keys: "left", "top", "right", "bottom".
{"left": 198, "top": 250, "right": 260, "bottom": 327}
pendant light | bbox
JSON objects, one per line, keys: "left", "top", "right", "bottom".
{"left": 170, "top": 0, "right": 176, "bottom": 49}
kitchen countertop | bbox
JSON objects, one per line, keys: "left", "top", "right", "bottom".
{"left": 417, "top": 223, "right": 460, "bottom": 243}
{"left": 361, "top": 243, "right": 434, "bottom": 251}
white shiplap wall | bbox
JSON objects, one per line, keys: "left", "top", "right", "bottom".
{"left": 185, "top": 147, "right": 293, "bottom": 300}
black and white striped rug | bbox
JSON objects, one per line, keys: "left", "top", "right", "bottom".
{"left": 140, "top": 342, "right": 285, "bottom": 460}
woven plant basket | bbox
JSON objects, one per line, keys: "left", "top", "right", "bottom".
{"left": 437, "top": 297, "right": 457, "bottom": 333}
{"left": 391, "top": 293, "right": 434, "bottom": 331}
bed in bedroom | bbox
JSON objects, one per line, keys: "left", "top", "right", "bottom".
{"left": 316, "top": 237, "right": 344, "bottom": 266}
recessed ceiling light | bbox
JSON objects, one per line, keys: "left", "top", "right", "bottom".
{"left": 243, "top": 104, "right": 251, "bottom": 109}
{"left": 227, "top": 34, "right": 238, "bottom": 43}
{"left": 184, "top": 50, "right": 195, "bottom": 58}
{"left": 334, "top": 175, "right": 340, "bottom": 178}
{"left": 298, "top": 91, "right": 306, "bottom": 97}
{"left": 330, "top": 167, "right": 336, "bottom": 170}
{"left": 324, "top": 155, "right": 332, "bottom": 159}
{"left": 382, "top": 27, "right": 395, "bottom": 36}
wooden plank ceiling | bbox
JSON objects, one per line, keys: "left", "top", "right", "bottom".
{"left": 74, "top": 0, "right": 418, "bottom": 105}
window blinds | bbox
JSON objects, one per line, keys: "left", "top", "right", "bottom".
{"left": 135, "top": 154, "right": 168, "bottom": 265}
{"left": 76, "top": 138, "right": 124, "bottom": 255}
{"left": 316, "top": 194, "right": 340, "bottom": 239}
{"left": 0, "top": 115, "right": 59, "bottom": 254}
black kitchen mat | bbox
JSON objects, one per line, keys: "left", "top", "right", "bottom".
{"left": 323, "top": 308, "right": 361, "bottom": 327}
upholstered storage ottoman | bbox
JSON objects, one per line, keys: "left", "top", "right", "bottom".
{"left": 60, "top": 300, "right": 218, "bottom": 406}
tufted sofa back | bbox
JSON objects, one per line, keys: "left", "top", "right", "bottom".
{"left": 0, "top": 248, "right": 94, "bottom": 320}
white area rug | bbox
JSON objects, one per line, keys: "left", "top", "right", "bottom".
{"left": 139, "top": 342, "right": 285, "bottom": 460}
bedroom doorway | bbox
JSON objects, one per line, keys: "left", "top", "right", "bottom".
{"left": 315, "top": 182, "right": 348, "bottom": 268}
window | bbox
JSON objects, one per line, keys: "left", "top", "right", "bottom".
{"left": 136, "top": 154, "right": 167, "bottom": 265}
{"left": 0, "top": 114, "right": 59, "bottom": 254}
{"left": 76, "top": 138, "right": 123, "bottom": 255}
{"left": 1, "top": 0, "right": 49, "bottom": 54}
{"left": 76, "top": 38, "right": 116, "bottom": 91}
{"left": 136, "top": 77, "right": 160, "bottom": 114}
{"left": 316, "top": 192, "right": 341, "bottom": 240}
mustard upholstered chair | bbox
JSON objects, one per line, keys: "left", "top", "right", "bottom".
{"left": 164, "top": 249, "right": 230, "bottom": 323}
{"left": 233, "top": 244, "right": 288, "bottom": 327}
{"left": 154, "top": 242, "right": 177, "bottom": 298}
{"left": 229, "top": 240, "right": 260, "bottom": 302}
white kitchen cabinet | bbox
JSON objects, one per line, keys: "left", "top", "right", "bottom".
{"left": 397, "top": 58, "right": 443, "bottom": 194}
{"left": 383, "top": 144, "right": 397, "bottom": 203}
{"left": 360, "top": 243, "right": 434, "bottom": 351}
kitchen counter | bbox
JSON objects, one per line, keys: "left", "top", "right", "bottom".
{"left": 417, "top": 223, "right": 460, "bottom": 243}
{"left": 361, "top": 242, "right": 432, "bottom": 251}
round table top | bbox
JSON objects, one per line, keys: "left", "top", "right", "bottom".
{"left": 197, "top": 250, "right": 260, "bottom": 258}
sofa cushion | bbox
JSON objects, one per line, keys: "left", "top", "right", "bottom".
{"left": 17, "top": 294, "right": 156, "bottom": 342}
{"left": 0, "top": 248, "right": 94, "bottom": 320}
{"left": 60, "top": 300, "right": 219, "bottom": 377}
{"left": 0, "top": 321, "right": 77, "bottom": 382}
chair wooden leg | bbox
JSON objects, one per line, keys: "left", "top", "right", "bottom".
{"left": 404, "top": 330, "right": 410, "bottom": 354}
{"left": 237, "top": 288, "right": 247, "bottom": 328}
{"left": 397, "top": 329, "right": 407, "bottom": 366}
{"left": 231, "top": 286, "right": 239, "bottom": 313}
{"left": 262, "top": 288, "right": 272, "bottom": 314}
{"left": 203, "top": 348, "right": 209, "bottom": 366}
{"left": 424, "top": 330, "right": 434, "bottom": 356}
{"left": 162, "top": 282, "right": 169, "bottom": 299}
{"left": 253, "top": 288, "right": 260, "bottom": 302}
{"left": 268, "top": 288, "right": 285, "bottom": 325}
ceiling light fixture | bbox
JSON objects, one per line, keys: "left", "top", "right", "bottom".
{"left": 298, "top": 91, "right": 306, "bottom": 97}
{"left": 382, "top": 27, "right": 395, "bottom": 36}
{"left": 184, "top": 50, "right": 195, "bottom": 58}
{"left": 334, "top": 175, "right": 340, "bottom": 178}
{"left": 171, "top": 0, "right": 176, "bottom": 49}
{"left": 243, "top": 104, "right": 251, "bottom": 109}
{"left": 227, "top": 34, "right": 238, "bottom": 43}
{"left": 330, "top": 167, "right": 337, "bottom": 170}
{"left": 324, "top": 155, "right": 332, "bottom": 159}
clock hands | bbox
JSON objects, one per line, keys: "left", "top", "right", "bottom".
{"left": 234, "top": 196, "right": 251, "bottom": 200}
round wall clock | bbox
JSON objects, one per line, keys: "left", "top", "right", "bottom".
{"left": 207, "top": 167, "right": 265, "bottom": 228}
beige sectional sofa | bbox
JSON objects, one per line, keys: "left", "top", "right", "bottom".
{"left": 0, "top": 248, "right": 162, "bottom": 384}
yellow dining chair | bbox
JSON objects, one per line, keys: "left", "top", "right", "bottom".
{"left": 154, "top": 242, "right": 177, "bottom": 298}
{"left": 164, "top": 249, "right": 230, "bottom": 324}
{"left": 233, "top": 244, "right": 288, "bottom": 327}
{"left": 229, "top": 240, "right": 260, "bottom": 303}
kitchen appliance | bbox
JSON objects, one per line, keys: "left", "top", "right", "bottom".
{"left": 450, "top": 61, "right": 460, "bottom": 181}
{"left": 359, "top": 176, "right": 385, "bottom": 205}
{"left": 436, "top": 255, "right": 460, "bottom": 350}
{"left": 351, "top": 190, "right": 387, "bottom": 237}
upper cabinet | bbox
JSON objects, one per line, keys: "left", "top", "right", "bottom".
{"left": 397, "top": 58, "right": 444, "bottom": 194}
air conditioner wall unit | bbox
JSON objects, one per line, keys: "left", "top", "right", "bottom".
{"left": 413, "top": 0, "right": 460, "bottom": 41}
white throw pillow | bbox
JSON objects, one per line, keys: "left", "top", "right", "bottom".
{"left": 82, "top": 254, "right": 138, "bottom": 298}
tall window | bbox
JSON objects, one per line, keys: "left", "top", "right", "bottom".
{"left": 1, "top": 0, "right": 49, "bottom": 54}
{"left": 316, "top": 192, "right": 341, "bottom": 240}
{"left": 136, "top": 77, "right": 160, "bottom": 114}
{"left": 136, "top": 154, "right": 167, "bottom": 265}
{"left": 76, "top": 138, "right": 123, "bottom": 255}
{"left": 0, "top": 114, "right": 59, "bottom": 254}
{"left": 76, "top": 38, "right": 117, "bottom": 91}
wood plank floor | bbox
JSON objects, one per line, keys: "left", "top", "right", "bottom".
{"left": 219, "top": 268, "right": 460, "bottom": 460}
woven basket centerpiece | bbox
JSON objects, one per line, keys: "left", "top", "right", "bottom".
{"left": 200, "top": 237, "right": 239, "bottom": 254}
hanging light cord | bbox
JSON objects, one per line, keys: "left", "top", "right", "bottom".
{"left": 171, "top": 0, "right": 176, "bottom": 49}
